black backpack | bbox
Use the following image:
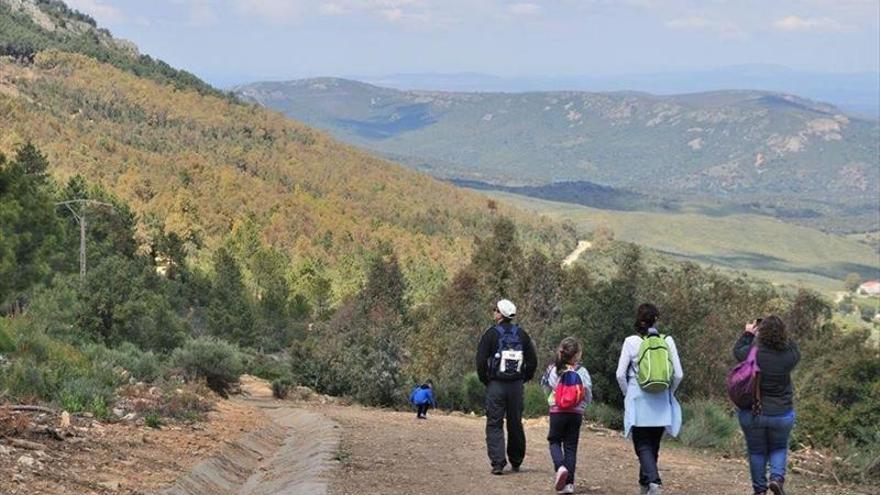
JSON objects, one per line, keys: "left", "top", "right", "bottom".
{"left": 488, "top": 324, "right": 525, "bottom": 380}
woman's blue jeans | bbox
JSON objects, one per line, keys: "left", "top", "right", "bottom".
{"left": 737, "top": 409, "right": 795, "bottom": 493}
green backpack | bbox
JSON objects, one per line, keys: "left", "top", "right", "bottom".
{"left": 636, "top": 333, "right": 673, "bottom": 393}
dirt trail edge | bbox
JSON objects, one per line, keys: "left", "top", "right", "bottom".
{"left": 157, "top": 401, "right": 339, "bottom": 495}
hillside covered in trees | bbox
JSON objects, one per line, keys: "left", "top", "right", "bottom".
{"left": 0, "top": 50, "right": 574, "bottom": 302}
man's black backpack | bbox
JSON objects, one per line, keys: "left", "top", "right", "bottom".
{"left": 488, "top": 324, "right": 525, "bottom": 380}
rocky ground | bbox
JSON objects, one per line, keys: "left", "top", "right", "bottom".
{"left": 0, "top": 389, "right": 265, "bottom": 494}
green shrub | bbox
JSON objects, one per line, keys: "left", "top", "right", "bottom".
{"left": 0, "top": 320, "right": 14, "bottom": 353}
{"left": 679, "top": 400, "right": 739, "bottom": 451}
{"left": 584, "top": 402, "right": 624, "bottom": 430}
{"left": 428, "top": 378, "right": 464, "bottom": 412}
{"left": 249, "top": 353, "right": 289, "bottom": 382}
{"left": 55, "top": 373, "right": 116, "bottom": 418}
{"left": 461, "top": 372, "right": 485, "bottom": 414}
{"left": 84, "top": 342, "right": 167, "bottom": 383}
{"left": 271, "top": 377, "right": 293, "bottom": 399}
{"left": 145, "top": 413, "right": 163, "bottom": 429}
{"left": 523, "top": 382, "right": 548, "bottom": 418}
{"left": 172, "top": 337, "right": 244, "bottom": 397}
{"left": 2, "top": 358, "right": 54, "bottom": 401}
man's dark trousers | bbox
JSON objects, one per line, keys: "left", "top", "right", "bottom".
{"left": 485, "top": 380, "right": 525, "bottom": 469}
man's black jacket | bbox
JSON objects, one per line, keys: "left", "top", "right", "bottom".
{"left": 475, "top": 321, "right": 538, "bottom": 385}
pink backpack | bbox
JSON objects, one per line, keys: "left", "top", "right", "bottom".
{"left": 726, "top": 345, "right": 762, "bottom": 413}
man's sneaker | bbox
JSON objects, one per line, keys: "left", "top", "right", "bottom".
{"left": 558, "top": 483, "right": 575, "bottom": 494}
{"left": 768, "top": 478, "right": 785, "bottom": 495}
{"left": 511, "top": 464, "right": 520, "bottom": 472}
{"left": 491, "top": 466, "right": 504, "bottom": 475}
{"left": 554, "top": 466, "right": 569, "bottom": 491}
{"left": 647, "top": 483, "right": 662, "bottom": 495}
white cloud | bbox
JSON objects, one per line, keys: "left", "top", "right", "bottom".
{"left": 382, "top": 7, "right": 405, "bottom": 21}
{"left": 234, "top": 0, "right": 308, "bottom": 22}
{"left": 665, "top": 16, "right": 710, "bottom": 29}
{"left": 508, "top": 3, "right": 541, "bottom": 16}
{"left": 665, "top": 16, "right": 749, "bottom": 40}
{"left": 65, "top": 0, "right": 125, "bottom": 23}
{"left": 320, "top": 3, "right": 350, "bottom": 15}
{"left": 773, "top": 15, "right": 855, "bottom": 32}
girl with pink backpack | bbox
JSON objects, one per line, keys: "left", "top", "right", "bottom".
{"left": 540, "top": 337, "right": 592, "bottom": 494}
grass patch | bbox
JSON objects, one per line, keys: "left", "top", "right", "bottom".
{"left": 584, "top": 402, "right": 624, "bottom": 430}
{"left": 145, "top": 413, "right": 163, "bottom": 429}
{"left": 679, "top": 400, "right": 740, "bottom": 452}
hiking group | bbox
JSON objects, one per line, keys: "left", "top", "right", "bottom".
{"left": 429, "top": 298, "right": 801, "bottom": 495}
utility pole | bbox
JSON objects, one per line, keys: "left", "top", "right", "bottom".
{"left": 55, "top": 200, "right": 114, "bottom": 281}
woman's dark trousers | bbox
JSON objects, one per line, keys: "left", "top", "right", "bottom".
{"left": 632, "top": 426, "right": 665, "bottom": 486}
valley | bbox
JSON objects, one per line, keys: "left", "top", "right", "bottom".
{"left": 484, "top": 190, "right": 879, "bottom": 294}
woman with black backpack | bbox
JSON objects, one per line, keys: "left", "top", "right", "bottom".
{"left": 733, "top": 315, "right": 800, "bottom": 495}
{"left": 615, "top": 303, "right": 684, "bottom": 495}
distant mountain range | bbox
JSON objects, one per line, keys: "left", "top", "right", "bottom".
{"left": 353, "top": 66, "right": 880, "bottom": 119}
{"left": 236, "top": 77, "right": 880, "bottom": 233}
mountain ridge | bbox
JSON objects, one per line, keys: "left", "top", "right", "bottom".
{"left": 236, "top": 77, "right": 880, "bottom": 233}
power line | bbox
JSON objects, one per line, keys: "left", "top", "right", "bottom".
{"left": 55, "top": 199, "right": 115, "bottom": 281}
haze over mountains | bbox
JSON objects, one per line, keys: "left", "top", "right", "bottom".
{"left": 236, "top": 78, "right": 880, "bottom": 233}
{"left": 357, "top": 67, "right": 880, "bottom": 119}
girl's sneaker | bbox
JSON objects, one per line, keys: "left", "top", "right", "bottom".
{"left": 554, "top": 466, "right": 569, "bottom": 491}
{"left": 558, "top": 483, "right": 575, "bottom": 494}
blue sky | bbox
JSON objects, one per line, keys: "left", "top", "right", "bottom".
{"left": 66, "top": 0, "right": 880, "bottom": 86}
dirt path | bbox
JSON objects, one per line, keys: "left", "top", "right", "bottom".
{"left": 325, "top": 406, "right": 871, "bottom": 495}
{"left": 562, "top": 241, "right": 593, "bottom": 267}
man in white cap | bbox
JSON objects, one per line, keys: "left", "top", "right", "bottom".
{"left": 475, "top": 298, "right": 538, "bottom": 475}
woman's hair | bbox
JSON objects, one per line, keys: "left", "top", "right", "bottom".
{"left": 634, "top": 303, "right": 660, "bottom": 335}
{"left": 757, "top": 315, "right": 788, "bottom": 351}
{"left": 555, "top": 337, "right": 582, "bottom": 374}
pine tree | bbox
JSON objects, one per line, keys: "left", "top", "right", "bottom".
{"left": 470, "top": 217, "right": 523, "bottom": 299}
{"left": 0, "top": 144, "right": 64, "bottom": 311}
{"left": 206, "top": 246, "right": 255, "bottom": 347}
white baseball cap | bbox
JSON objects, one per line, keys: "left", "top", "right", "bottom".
{"left": 496, "top": 299, "right": 516, "bottom": 318}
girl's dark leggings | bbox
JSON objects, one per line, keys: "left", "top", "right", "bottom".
{"left": 548, "top": 412, "right": 583, "bottom": 484}
{"left": 417, "top": 403, "right": 429, "bottom": 417}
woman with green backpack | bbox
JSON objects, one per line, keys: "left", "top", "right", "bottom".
{"left": 615, "top": 303, "right": 684, "bottom": 495}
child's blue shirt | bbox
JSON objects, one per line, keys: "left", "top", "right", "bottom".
{"left": 410, "top": 386, "right": 436, "bottom": 406}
